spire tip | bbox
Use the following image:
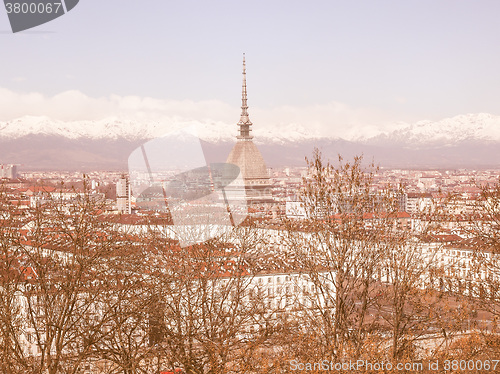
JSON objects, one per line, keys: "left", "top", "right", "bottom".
{"left": 237, "top": 54, "right": 252, "bottom": 139}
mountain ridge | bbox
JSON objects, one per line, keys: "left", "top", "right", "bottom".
{"left": 1, "top": 113, "right": 500, "bottom": 170}
{"left": 2, "top": 112, "right": 500, "bottom": 145}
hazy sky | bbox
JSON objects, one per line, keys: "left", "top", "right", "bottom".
{"left": 1, "top": 1, "right": 500, "bottom": 138}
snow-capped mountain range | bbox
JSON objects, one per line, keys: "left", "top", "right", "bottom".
{"left": 359, "top": 113, "right": 500, "bottom": 146}
{"left": 1, "top": 113, "right": 500, "bottom": 145}
{"left": 0, "top": 115, "right": 317, "bottom": 144}
{"left": 0, "top": 113, "right": 499, "bottom": 170}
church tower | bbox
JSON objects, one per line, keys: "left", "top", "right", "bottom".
{"left": 226, "top": 55, "right": 273, "bottom": 204}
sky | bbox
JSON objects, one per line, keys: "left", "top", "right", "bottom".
{"left": 1, "top": 0, "right": 500, "bottom": 139}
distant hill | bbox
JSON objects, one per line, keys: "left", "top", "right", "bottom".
{"left": 1, "top": 113, "right": 500, "bottom": 170}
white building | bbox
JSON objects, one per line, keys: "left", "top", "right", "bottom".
{"left": 116, "top": 175, "right": 131, "bottom": 214}
{"left": 405, "top": 193, "right": 433, "bottom": 214}
{"left": 0, "top": 164, "right": 17, "bottom": 179}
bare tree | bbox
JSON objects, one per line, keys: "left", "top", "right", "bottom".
{"left": 147, "top": 222, "right": 277, "bottom": 374}
{"left": 8, "top": 183, "right": 135, "bottom": 374}
{"left": 454, "top": 177, "right": 500, "bottom": 357}
{"left": 90, "top": 270, "right": 158, "bottom": 374}
{"left": 377, "top": 233, "right": 453, "bottom": 360}
{"left": 281, "top": 150, "right": 457, "bottom": 364}
{"left": 0, "top": 185, "right": 31, "bottom": 374}
{"left": 281, "top": 151, "right": 393, "bottom": 360}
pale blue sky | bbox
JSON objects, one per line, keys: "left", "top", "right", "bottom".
{"left": 1, "top": 0, "right": 500, "bottom": 136}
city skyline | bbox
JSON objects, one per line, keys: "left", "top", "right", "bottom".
{"left": 2, "top": 2, "right": 500, "bottom": 371}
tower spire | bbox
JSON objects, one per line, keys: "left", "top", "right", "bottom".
{"left": 237, "top": 53, "right": 253, "bottom": 140}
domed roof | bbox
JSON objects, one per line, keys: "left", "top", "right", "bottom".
{"left": 226, "top": 140, "right": 269, "bottom": 180}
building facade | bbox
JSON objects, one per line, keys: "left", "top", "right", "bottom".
{"left": 116, "top": 174, "right": 131, "bottom": 214}
{"left": 0, "top": 164, "right": 17, "bottom": 179}
{"left": 226, "top": 55, "right": 273, "bottom": 204}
